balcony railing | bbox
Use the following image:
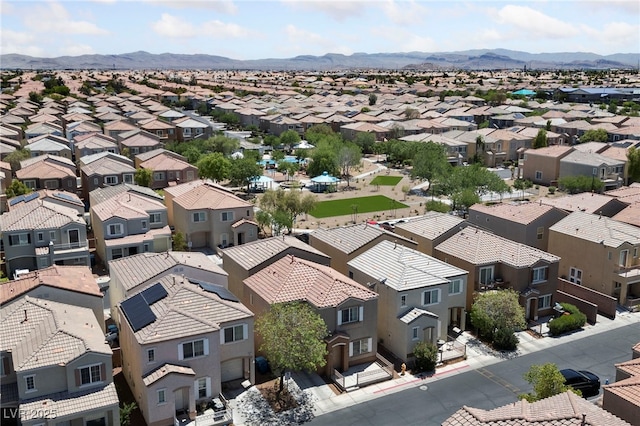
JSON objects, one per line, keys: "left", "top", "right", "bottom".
{"left": 476, "top": 280, "right": 509, "bottom": 292}
{"left": 53, "top": 241, "right": 88, "bottom": 251}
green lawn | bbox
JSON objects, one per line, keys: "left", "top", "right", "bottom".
{"left": 310, "top": 195, "right": 408, "bottom": 218}
{"left": 370, "top": 175, "right": 403, "bottom": 186}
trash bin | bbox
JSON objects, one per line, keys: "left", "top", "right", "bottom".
{"left": 255, "top": 356, "right": 269, "bottom": 374}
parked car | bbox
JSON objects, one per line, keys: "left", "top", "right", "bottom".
{"left": 560, "top": 368, "right": 600, "bottom": 397}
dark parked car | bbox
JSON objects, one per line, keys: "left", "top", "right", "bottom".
{"left": 560, "top": 369, "right": 600, "bottom": 397}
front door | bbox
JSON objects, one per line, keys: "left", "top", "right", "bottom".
{"left": 68, "top": 229, "right": 80, "bottom": 248}
{"left": 238, "top": 232, "right": 245, "bottom": 245}
{"left": 527, "top": 298, "right": 537, "bottom": 321}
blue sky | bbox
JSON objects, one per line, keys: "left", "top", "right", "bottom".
{"left": 1, "top": 0, "right": 638, "bottom": 59}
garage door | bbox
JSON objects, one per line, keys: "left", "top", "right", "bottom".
{"left": 221, "top": 358, "right": 243, "bottom": 382}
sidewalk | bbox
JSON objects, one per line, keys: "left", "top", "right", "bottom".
{"left": 229, "top": 310, "right": 640, "bottom": 425}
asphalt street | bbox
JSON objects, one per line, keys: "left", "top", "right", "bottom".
{"left": 308, "top": 323, "right": 640, "bottom": 426}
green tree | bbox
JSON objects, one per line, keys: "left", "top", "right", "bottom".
{"left": 120, "top": 401, "right": 137, "bottom": 426}
{"left": 182, "top": 146, "right": 202, "bottom": 164}
{"left": 579, "top": 128, "right": 608, "bottom": 143}
{"left": 533, "top": 129, "right": 548, "bottom": 149}
{"left": 513, "top": 178, "right": 533, "bottom": 200}
{"left": 305, "top": 124, "right": 335, "bottom": 145}
{"left": 404, "top": 107, "right": 420, "bottom": 119}
{"left": 410, "top": 141, "right": 451, "bottom": 193}
{"left": 4, "top": 148, "right": 31, "bottom": 172}
{"left": 450, "top": 188, "right": 480, "bottom": 212}
{"left": 197, "top": 152, "right": 231, "bottom": 182}
{"left": 229, "top": 157, "right": 263, "bottom": 192}
{"left": 413, "top": 341, "right": 438, "bottom": 373}
{"left": 134, "top": 168, "right": 152, "bottom": 187}
{"left": 608, "top": 100, "right": 618, "bottom": 114}
{"left": 353, "top": 132, "right": 376, "bottom": 154}
{"left": 368, "top": 93, "right": 378, "bottom": 106}
{"left": 255, "top": 302, "right": 328, "bottom": 400}
{"left": 558, "top": 175, "right": 604, "bottom": 194}
{"left": 6, "top": 179, "right": 32, "bottom": 199}
{"left": 627, "top": 146, "right": 640, "bottom": 184}
{"left": 520, "top": 363, "right": 574, "bottom": 402}
{"left": 172, "top": 232, "right": 187, "bottom": 251}
{"left": 277, "top": 160, "right": 299, "bottom": 181}
{"left": 204, "top": 135, "right": 239, "bottom": 156}
{"left": 258, "top": 188, "right": 317, "bottom": 234}
{"left": 470, "top": 289, "right": 526, "bottom": 350}
{"left": 337, "top": 143, "right": 362, "bottom": 188}
{"left": 279, "top": 129, "right": 301, "bottom": 148}
{"left": 306, "top": 142, "right": 339, "bottom": 178}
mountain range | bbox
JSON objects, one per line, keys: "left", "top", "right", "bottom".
{"left": 1, "top": 49, "right": 638, "bottom": 71}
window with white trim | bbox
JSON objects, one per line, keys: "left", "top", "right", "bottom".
{"left": 569, "top": 267, "right": 582, "bottom": 285}
{"left": 157, "top": 388, "right": 166, "bottom": 405}
{"left": 619, "top": 250, "right": 629, "bottom": 267}
{"left": 180, "top": 339, "right": 207, "bottom": 360}
{"left": 422, "top": 288, "right": 440, "bottom": 306}
{"left": 338, "top": 306, "right": 362, "bottom": 325}
{"left": 192, "top": 212, "right": 205, "bottom": 222}
{"left": 187, "top": 171, "right": 195, "bottom": 180}
{"left": 634, "top": 247, "right": 638, "bottom": 258}
{"left": 223, "top": 324, "right": 247, "bottom": 343}
{"left": 123, "top": 174, "right": 133, "bottom": 184}
{"left": 538, "top": 294, "right": 552, "bottom": 310}
{"left": 112, "top": 248, "right": 123, "bottom": 260}
{"left": 105, "top": 175, "right": 118, "bottom": 185}
{"left": 196, "top": 377, "right": 211, "bottom": 399}
{"left": 24, "top": 180, "right": 36, "bottom": 189}
{"left": 147, "top": 348, "right": 155, "bottom": 364}
{"left": 37, "top": 232, "right": 44, "bottom": 242}
{"left": 412, "top": 327, "right": 419, "bottom": 340}
{"left": 449, "top": 279, "right": 462, "bottom": 295}
{"left": 349, "top": 338, "right": 372, "bottom": 357}
{"left": 220, "top": 233, "right": 229, "bottom": 247}
{"left": 25, "top": 375, "right": 36, "bottom": 392}
{"left": 535, "top": 171, "right": 542, "bottom": 180}
{"left": 79, "top": 364, "right": 102, "bottom": 385}
{"left": 532, "top": 266, "right": 548, "bottom": 284}
{"left": 221, "top": 211, "right": 234, "bottom": 222}
{"left": 141, "top": 220, "right": 148, "bottom": 230}
{"left": 50, "top": 230, "right": 56, "bottom": 242}
{"left": 149, "top": 213, "right": 161, "bottom": 224}
{"left": 108, "top": 223, "right": 123, "bottom": 236}
{"left": 479, "top": 266, "right": 494, "bottom": 285}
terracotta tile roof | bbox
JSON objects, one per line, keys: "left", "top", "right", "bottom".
{"left": 165, "top": 179, "right": 252, "bottom": 210}
{"left": 244, "top": 255, "right": 377, "bottom": 308}
{"left": 436, "top": 227, "right": 560, "bottom": 267}
{"left": 80, "top": 155, "right": 135, "bottom": 175}
{"left": 469, "top": 201, "right": 563, "bottom": 225}
{"left": 523, "top": 145, "right": 574, "bottom": 158}
{"left": 398, "top": 307, "right": 438, "bottom": 324}
{"left": 612, "top": 204, "right": 640, "bottom": 228}
{"left": 540, "top": 193, "right": 626, "bottom": 215}
{"left": 442, "top": 391, "right": 631, "bottom": 425}
{"left": 103, "top": 226, "right": 171, "bottom": 247}
{"left": 230, "top": 218, "right": 258, "bottom": 228}
{"left": 0, "top": 200, "right": 85, "bottom": 231}
{"left": 142, "top": 363, "right": 195, "bottom": 387}
{"left": 0, "top": 265, "right": 101, "bottom": 305}
{"left": 549, "top": 211, "right": 640, "bottom": 248}
{"left": 92, "top": 191, "right": 165, "bottom": 221}
{"left": 139, "top": 152, "right": 193, "bottom": 172}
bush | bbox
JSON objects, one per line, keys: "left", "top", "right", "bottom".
{"left": 493, "top": 327, "right": 520, "bottom": 351}
{"left": 548, "top": 186, "right": 556, "bottom": 194}
{"left": 413, "top": 341, "right": 438, "bottom": 372}
{"left": 548, "top": 303, "right": 586, "bottom": 336}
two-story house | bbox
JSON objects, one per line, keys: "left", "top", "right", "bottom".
{"left": 164, "top": 180, "right": 258, "bottom": 250}
{"left": 138, "top": 117, "right": 177, "bottom": 144}
{"left": 434, "top": 227, "right": 561, "bottom": 321}
{"left": 26, "top": 134, "right": 73, "bottom": 160}
{"left": 559, "top": 150, "right": 626, "bottom": 191}
{"left": 135, "top": 149, "right": 198, "bottom": 189}
{"left": 0, "top": 200, "right": 90, "bottom": 279}
{"left": 118, "top": 276, "right": 253, "bottom": 426}
{"left": 16, "top": 155, "right": 77, "bottom": 192}
{"left": 79, "top": 152, "right": 136, "bottom": 201}
{"left": 519, "top": 145, "right": 574, "bottom": 186}
{"left": 173, "top": 116, "right": 212, "bottom": 142}
{"left": 90, "top": 187, "right": 172, "bottom": 265}
{"left": 393, "top": 211, "right": 467, "bottom": 256}
{"left": 0, "top": 297, "right": 119, "bottom": 426}
{"left": 548, "top": 211, "right": 640, "bottom": 309}
{"left": 348, "top": 240, "right": 468, "bottom": 363}
{"left": 74, "top": 133, "right": 119, "bottom": 160}
{"left": 117, "top": 129, "right": 162, "bottom": 158}
{"left": 243, "top": 255, "right": 379, "bottom": 377}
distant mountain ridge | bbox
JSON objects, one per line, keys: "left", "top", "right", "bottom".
{"left": 1, "top": 49, "right": 638, "bottom": 71}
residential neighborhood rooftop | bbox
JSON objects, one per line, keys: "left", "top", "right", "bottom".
{"left": 549, "top": 211, "right": 640, "bottom": 248}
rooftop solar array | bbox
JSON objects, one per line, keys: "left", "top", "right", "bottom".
{"left": 53, "top": 192, "right": 78, "bottom": 202}
{"left": 141, "top": 282, "right": 168, "bottom": 305}
{"left": 8, "top": 195, "right": 25, "bottom": 206}
{"left": 24, "top": 193, "right": 39, "bottom": 203}
{"left": 120, "top": 293, "right": 156, "bottom": 332}
{"left": 193, "top": 280, "right": 239, "bottom": 302}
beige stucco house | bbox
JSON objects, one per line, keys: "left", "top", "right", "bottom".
{"left": 393, "top": 211, "right": 468, "bottom": 256}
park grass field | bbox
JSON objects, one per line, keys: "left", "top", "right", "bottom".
{"left": 310, "top": 195, "right": 408, "bottom": 218}
{"left": 369, "top": 175, "right": 403, "bottom": 186}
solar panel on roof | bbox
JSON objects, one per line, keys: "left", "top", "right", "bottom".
{"left": 24, "top": 193, "right": 39, "bottom": 203}
{"left": 9, "top": 195, "right": 25, "bottom": 206}
{"left": 53, "top": 192, "right": 77, "bottom": 202}
{"left": 141, "top": 283, "right": 168, "bottom": 305}
{"left": 120, "top": 293, "right": 156, "bottom": 332}
{"left": 195, "top": 281, "right": 239, "bottom": 302}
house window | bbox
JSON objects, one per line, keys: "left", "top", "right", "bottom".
{"left": 153, "top": 172, "right": 165, "bottom": 181}
{"left": 94, "top": 177, "right": 99, "bottom": 185}
{"left": 144, "top": 243, "right": 149, "bottom": 252}
{"left": 147, "top": 348, "right": 155, "bottom": 364}
{"left": 479, "top": 266, "right": 494, "bottom": 285}
{"left": 412, "top": 327, "right": 419, "bottom": 341}
{"left": 181, "top": 339, "right": 206, "bottom": 360}
{"left": 535, "top": 171, "right": 542, "bottom": 180}
{"left": 37, "top": 232, "right": 44, "bottom": 242}
{"left": 131, "top": 148, "right": 139, "bottom": 155}
{"left": 400, "top": 294, "right": 407, "bottom": 307}
{"left": 196, "top": 377, "right": 210, "bottom": 399}
{"left": 45, "top": 180, "right": 58, "bottom": 188}
{"left": 105, "top": 176, "right": 118, "bottom": 185}
{"left": 220, "top": 233, "right": 229, "bottom": 247}
{"left": 24, "top": 180, "right": 36, "bottom": 189}
{"left": 123, "top": 174, "right": 133, "bottom": 184}
{"left": 157, "top": 388, "right": 166, "bottom": 405}
{"left": 108, "top": 223, "right": 123, "bottom": 236}
{"left": 349, "top": 338, "right": 372, "bottom": 357}
{"left": 338, "top": 306, "right": 362, "bottom": 325}
{"left": 422, "top": 288, "right": 440, "bottom": 306}
{"left": 192, "top": 212, "right": 206, "bottom": 222}
{"left": 532, "top": 266, "right": 548, "bottom": 284}
{"left": 79, "top": 364, "right": 102, "bottom": 385}
{"left": 221, "top": 211, "right": 234, "bottom": 222}
{"left": 223, "top": 324, "right": 246, "bottom": 343}
{"left": 449, "top": 279, "right": 462, "bottom": 295}
{"left": 633, "top": 247, "right": 638, "bottom": 258}
{"left": 187, "top": 171, "right": 195, "bottom": 180}
{"left": 569, "top": 267, "right": 582, "bottom": 285}
{"left": 619, "top": 250, "right": 629, "bottom": 267}
{"left": 141, "top": 220, "right": 148, "bottom": 230}
{"left": 50, "top": 231, "right": 56, "bottom": 241}
{"left": 25, "top": 375, "right": 36, "bottom": 392}
{"left": 156, "top": 130, "right": 164, "bottom": 137}
{"left": 9, "top": 233, "right": 31, "bottom": 246}
{"left": 538, "top": 294, "right": 552, "bottom": 310}
{"left": 537, "top": 227, "right": 544, "bottom": 240}
{"left": 149, "top": 213, "right": 161, "bottom": 224}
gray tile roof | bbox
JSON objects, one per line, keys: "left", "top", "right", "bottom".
{"left": 89, "top": 182, "right": 164, "bottom": 205}
{"left": 0, "top": 200, "right": 85, "bottom": 232}
{"left": 436, "top": 227, "right": 560, "bottom": 267}
{"left": 142, "top": 363, "right": 195, "bottom": 387}
{"left": 222, "top": 235, "right": 330, "bottom": 270}
{"left": 348, "top": 240, "right": 467, "bottom": 291}
{"left": 398, "top": 307, "right": 438, "bottom": 324}
{"left": 311, "top": 223, "right": 413, "bottom": 255}
{"left": 92, "top": 191, "right": 165, "bottom": 222}
{"left": 80, "top": 155, "right": 135, "bottom": 176}
{"left": 540, "top": 193, "right": 626, "bottom": 215}
{"left": 393, "top": 211, "right": 466, "bottom": 240}
{"left": 549, "top": 211, "right": 640, "bottom": 248}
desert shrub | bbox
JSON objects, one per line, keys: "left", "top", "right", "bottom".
{"left": 548, "top": 186, "right": 556, "bottom": 194}
{"left": 548, "top": 303, "right": 586, "bottom": 336}
{"left": 413, "top": 341, "right": 438, "bottom": 372}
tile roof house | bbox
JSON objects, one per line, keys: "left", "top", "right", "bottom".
{"left": 0, "top": 265, "right": 105, "bottom": 332}
{"left": 73, "top": 133, "right": 119, "bottom": 160}
{"left": 221, "top": 235, "right": 331, "bottom": 303}
{"left": 559, "top": 150, "right": 626, "bottom": 190}
{"left": 108, "top": 251, "right": 228, "bottom": 328}
{"left": 309, "top": 223, "right": 418, "bottom": 275}
{"left": 138, "top": 117, "right": 177, "bottom": 143}
{"left": 519, "top": 145, "right": 575, "bottom": 186}
{"left": 26, "top": 134, "right": 73, "bottom": 160}
{"left": 79, "top": 152, "right": 136, "bottom": 200}
{"left": 135, "top": 149, "right": 198, "bottom": 189}
{"left": 173, "top": 116, "right": 212, "bottom": 142}
{"left": 16, "top": 154, "right": 78, "bottom": 193}
{"left": 117, "top": 275, "right": 253, "bottom": 426}
{"left": 442, "top": 390, "right": 630, "bottom": 425}
{"left": 348, "top": 240, "right": 468, "bottom": 362}
{"left": 244, "top": 255, "right": 379, "bottom": 377}
{"left": 9, "top": 188, "right": 85, "bottom": 215}
{"left": 392, "top": 211, "right": 467, "bottom": 256}
{"left": 602, "top": 342, "right": 640, "bottom": 425}
{"left": 117, "top": 129, "right": 162, "bottom": 158}
{"left": 0, "top": 199, "right": 90, "bottom": 279}
{"left": 540, "top": 193, "right": 629, "bottom": 217}
{"left": 163, "top": 180, "right": 258, "bottom": 250}
{"left": 548, "top": 211, "right": 640, "bottom": 308}
{"left": 0, "top": 297, "right": 119, "bottom": 426}
{"left": 434, "top": 226, "right": 561, "bottom": 318}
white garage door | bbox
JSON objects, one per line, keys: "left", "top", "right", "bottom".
{"left": 221, "top": 358, "right": 243, "bottom": 382}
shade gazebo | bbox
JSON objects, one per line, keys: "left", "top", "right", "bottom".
{"left": 310, "top": 171, "right": 339, "bottom": 193}
{"left": 249, "top": 175, "right": 275, "bottom": 192}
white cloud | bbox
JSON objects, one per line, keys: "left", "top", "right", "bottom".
{"left": 370, "top": 26, "right": 438, "bottom": 52}
{"left": 0, "top": 30, "right": 44, "bottom": 56}
{"left": 491, "top": 5, "right": 580, "bottom": 39}
{"left": 60, "top": 44, "right": 96, "bottom": 56}
{"left": 151, "top": 13, "right": 197, "bottom": 38}
{"left": 151, "top": 13, "right": 252, "bottom": 39}
{"left": 22, "top": 1, "right": 109, "bottom": 35}
{"left": 147, "top": 0, "right": 238, "bottom": 14}
{"left": 280, "top": 0, "right": 365, "bottom": 21}
{"left": 201, "top": 20, "right": 250, "bottom": 38}
{"left": 580, "top": 21, "right": 640, "bottom": 50}
{"left": 381, "top": 0, "right": 428, "bottom": 25}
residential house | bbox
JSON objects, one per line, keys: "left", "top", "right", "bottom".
{"left": 548, "top": 211, "right": 640, "bottom": 308}
{"left": 540, "top": 193, "right": 629, "bottom": 217}
{"left": 139, "top": 117, "right": 177, "bottom": 144}
{"left": 164, "top": 180, "right": 258, "bottom": 250}
{"left": 0, "top": 297, "right": 119, "bottom": 426}
{"left": 25, "top": 122, "right": 64, "bottom": 140}
{"left": 267, "top": 115, "right": 303, "bottom": 137}
{"left": 340, "top": 122, "right": 389, "bottom": 141}
{"left": 108, "top": 251, "right": 228, "bottom": 327}
{"left": 559, "top": 150, "right": 625, "bottom": 190}
{"left": 0, "top": 265, "right": 105, "bottom": 332}
{"left": 519, "top": 145, "right": 575, "bottom": 185}
{"left": 602, "top": 342, "right": 640, "bottom": 425}
{"left": 221, "top": 235, "right": 331, "bottom": 306}
{"left": 467, "top": 202, "right": 569, "bottom": 251}
{"left": 103, "top": 119, "right": 138, "bottom": 140}
{"left": 79, "top": 152, "right": 136, "bottom": 200}
{"left": 16, "top": 155, "right": 77, "bottom": 192}
{"left": 118, "top": 275, "right": 253, "bottom": 426}
{"left": 393, "top": 212, "right": 467, "bottom": 256}
{"left": 90, "top": 187, "right": 172, "bottom": 265}
{"left": 117, "top": 129, "right": 162, "bottom": 158}
{"left": 74, "top": 133, "right": 119, "bottom": 160}
{"left": 243, "top": 255, "right": 379, "bottom": 376}
{"left": 348, "top": 241, "right": 468, "bottom": 362}
{"left": 173, "top": 116, "right": 212, "bottom": 142}
{"left": 434, "top": 226, "right": 561, "bottom": 319}
{"left": 309, "top": 223, "right": 418, "bottom": 275}
{"left": 135, "top": 149, "right": 198, "bottom": 189}
{"left": 26, "top": 134, "right": 73, "bottom": 160}
{"left": 0, "top": 199, "right": 90, "bottom": 278}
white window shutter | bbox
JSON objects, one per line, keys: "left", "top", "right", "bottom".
{"left": 337, "top": 310, "right": 342, "bottom": 326}
{"left": 243, "top": 324, "right": 248, "bottom": 340}
{"left": 178, "top": 344, "right": 184, "bottom": 360}
{"left": 367, "top": 337, "right": 372, "bottom": 352}
{"left": 203, "top": 338, "right": 209, "bottom": 356}
{"left": 206, "top": 377, "right": 212, "bottom": 398}
{"left": 348, "top": 342, "right": 353, "bottom": 357}
{"left": 359, "top": 306, "right": 364, "bottom": 322}
{"left": 220, "top": 330, "right": 225, "bottom": 345}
